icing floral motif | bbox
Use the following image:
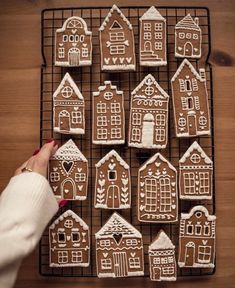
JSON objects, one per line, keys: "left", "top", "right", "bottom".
{"left": 95, "top": 212, "right": 144, "bottom": 278}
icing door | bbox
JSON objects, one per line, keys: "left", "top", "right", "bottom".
{"left": 185, "top": 242, "right": 195, "bottom": 266}
{"left": 59, "top": 110, "right": 70, "bottom": 132}
{"left": 152, "top": 266, "right": 161, "bottom": 280}
{"left": 184, "top": 42, "right": 193, "bottom": 57}
{"left": 142, "top": 113, "right": 154, "bottom": 147}
{"left": 187, "top": 114, "right": 197, "bottom": 136}
{"left": 61, "top": 178, "right": 75, "bottom": 199}
{"left": 113, "top": 252, "right": 128, "bottom": 277}
{"left": 106, "top": 185, "right": 120, "bottom": 208}
{"left": 69, "top": 48, "right": 80, "bottom": 66}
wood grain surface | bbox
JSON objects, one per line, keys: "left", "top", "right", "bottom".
{"left": 0, "top": 0, "right": 234, "bottom": 287}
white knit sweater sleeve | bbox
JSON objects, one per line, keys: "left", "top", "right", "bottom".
{"left": 0, "top": 172, "right": 59, "bottom": 288}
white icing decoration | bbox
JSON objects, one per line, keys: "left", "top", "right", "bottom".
{"left": 179, "top": 141, "right": 212, "bottom": 164}
{"left": 95, "top": 150, "right": 129, "bottom": 169}
{"left": 149, "top": 230, "right": 175, "bottom": 250}
{"left": 181, "top": 205, "right": 216, "bottom": 221}
{"left": 175, "top": 14, "right": 200, "bottom": 31}
{"left": 140, "top": 6, "right": 166, "bottom": 21}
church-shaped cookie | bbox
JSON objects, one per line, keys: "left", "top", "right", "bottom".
{"left": 179, "top": 141, "right": 213, "bottom": 200}
{"left": 128, "top": 74, "right": 169, "bottom": 149}
{"left": 171, "top": 59, "right": 210, "bottom": 137}
{"left": 53, "top": 73, "right": 85, "bottom": 135}
{"left": 148, "top": 230, "right": 177, "bottom": 281}
{"left": 48, "top": 139, "right": 88, "bottom": 200}
{"left": 49, "top": 210, "right": 90, "bottom": 267}
{"left": 55, "top": 16, "right": 92, "bottom": 66}
{"left": 94, "top": 150, "right": 131, "bottom": 209}
{"left": 92, "top": 81, "right": 125, "bottom": 144}
{"left": 140, "top": 6, "right": 167, "bottom": 66}
{"left": 95, "top": 212, "right": 144, "bottom": 278}
{"left": 138, "top": 153, "right": 178, "bottom": 223}
{"left": 99, "top": 5, "right": 136, "bottom": 71}
{"left": 175, "top": 14, "right": 202, "bottom": 59}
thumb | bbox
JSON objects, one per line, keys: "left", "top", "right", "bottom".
{"left": 38, "top": 140, "right": 57, "bottom": 163}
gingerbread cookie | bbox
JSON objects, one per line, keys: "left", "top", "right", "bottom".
{"left": 49, "top": 210, "right": 90, "bottom": 267}
{"left": 171, "top": 59, "right": 210, "bottom": 137}
{"left": 138, "top": 153, "right": 178, "bottom": 223}
{"left": 55, "top": 16, "right": 92, "bottom": 67}
{"left": 140, "top": 6, "right": 167, "bottom": 66}
{"left": 94, "top": 150, "right": 131, "bottom": 209}
{"left": 92, "top": 81, "right": 125, "bottom": 144}
{"left": 99, "top": 5, "right": 136, "bottom": 71}
{"left": 53, "top": 73, "right": 85, "bottom": 135}
{"left": 49, "top": 139, "right": 88, "bottom": 200}
{"left": 175, "top": 14, "right": 202, "bottom": 59}
{"left": 128, "top": 74, "right": 169, "bottom": 149}
{"left": 178, "top": 205, "right": 216, "bottom": 268}
{"left": 148, "top": 230, "right": 177, "bottom": 281}
{"left": 95, "top": 212, "right": 144, "bottom": 278}
{"left": 179, "top": 141, "right": 213, "bottom": 200}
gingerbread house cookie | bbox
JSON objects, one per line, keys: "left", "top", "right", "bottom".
{"left": 94, "top": 150, "right": 131, "bottom": 209}
{"left": 148, "top": 230, "right": 177, "bottom": 281}
{"left": 140, "top": 6, "right": 167, "bottom": 66}
{"left": 175, "top": 14, "right": 202, "bottom": 59}
{"left": 99, "top": 5, "right": 136, "bottom": 71}
{"left": 138, "top": 153, "right": 178, "bottom": 223}
{"left": 171, "top": 59, "right": 210, "bottom": 137}
{"left": 92, "top": 81, "right": 125, "bottom": 144}
{"left": 53, "top": 73, "right": 85, "bottom": 135}
{"left": 95, "top": 212, "right": 144, "bottom": 278}
{"left": 179, "top": 141, "right": 213, "bottom": 200}
{"left": 49, "top": 210, "right": 90, "bottom": 267}
{"left": 55, "top": 16, "right": 92, "bottom": 67}
{"left": 49, "top": 139, "right": 88, "bottom": 200}
{"left": 128, "top": 74, "right": 169, "bottom": 149}
{"left": 178, "top": 206, "right": 216, "bottom": 268}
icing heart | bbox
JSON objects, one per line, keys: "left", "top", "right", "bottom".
{"left": 108, "top": 163, "right": 116, "bottom": 170}
{"left": 103, "top": 253, "right": 108, "bottom": 258}
{"left": 98, "top": 179, "right": 105, "bottom": 186}
{"left": 155, "top": 162, "right": 161, "bottom": 167}
{"left": 196, "top": 181, "right": 200, "bottom": 185}
{"left": 172, "top": 193, "right": 176, "bottom": 197}
{"left": 130, "top": 252, "right": 136, "bottom": 257}
{"left": 171, "top": 182, "right": 176, "bottom": 187}
{"left": 74, "top": 107, "right": 79, "bottom": 111}
{"left": 59, "top": 43, "right": 64, "bottom": 47}
{"left": 72, "top": 29, "right": 77, "bottom": 34}
{"left": 53, "top": 167, "right": 58, "bottom": 172}
{"left": 172, "top": 204, "right": 176, "bottom": 209}
{"left": 200, "top": 111, "right": 204, "bottom": 115}
{"left": 148, "top": 171, "right": 153, "bottom": 176}
{"left": 126, "top": 57, "right": 132, "bottom": 63}
{"left": 140, "top": 193, "right": 145, "bottom": 198}
{"left": 72, "top": 43, "right": 77, "bottom": 47}
{"left": 67, "top": 236, "right": 71, "bottom": 241}
{"left": 64, "top": 189, "right": 69, "bottom": 193}
{"left": 179, "top": 113, "right": 183, "bottom": 117}
{"left": 83, "top": 43, "right": 87, "bottom": 47}
{"left": 140, "top": 182, "right": 144, "bottom": 187}
{"left": 78, "top": 185, "right": 83, "bottom": 191}
{"left": 178, "top": 47, "right": 182, "bottom": 51}
{"left": 77, "top": 168, "right": 82, "bottom": 172}
{"left": 62, "top": 161, "right": 74, "bottom": 174}
{"left": 202, "top": 240, "right": 208, "bottom": 245}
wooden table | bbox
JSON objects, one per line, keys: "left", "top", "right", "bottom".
{"left": 0, "top": 0, "right": 234, "bottom": 287}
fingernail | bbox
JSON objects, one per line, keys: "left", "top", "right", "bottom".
{"left": 33, "top": 149, "right": 40, "bottom": 156}
{"left": 59, "top": 199, "right": 69, "bottom": 208}
{"left": 46, "top": 138, "right": 54, "bottom": 144}
{"left": 53, "top": 140, "right": 58, "bottom": 147}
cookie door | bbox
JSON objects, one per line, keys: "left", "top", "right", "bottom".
{"left": 61, "top": 178, "right": 76, "bottom": 199}
{"left": 59, "top": 110, "right": 71, "bottom": 132}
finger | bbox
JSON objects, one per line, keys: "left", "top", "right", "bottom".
{"left": 37, "top": 141, "right": 55, "bottom": 163}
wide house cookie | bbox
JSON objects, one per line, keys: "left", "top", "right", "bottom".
{"left": 95, "top": 212, "right": 144, "bottom": 278}
{"left": 171, "top": 59, "right": 210, "bottom": 137}
{"left": 94, "top": 150, "right": 131, "bottom": 209}
{"left": 49, "top": 210, "right": 90, "bottom": 267}
{"left": 140, "top": 6, "right": 167, "bottom": 66}
{"left": 128, "top": 74, "right": 169, "bottom": 149}
{"left": 55, "top": 16, "right": 92, "bottom": 67}
{"left": 179, "top": 141, "right": 213, "bottom": 200}
{"left": 92, "top": 81, "right": 125, "bottom": 144}
{"left": 178, "top": 206, "right": 216, "bottom": 268}
{"left": 148, "top": 230, "right": 177, "bottom": 281}
{"left": 53, "top": 73, "right": 85, "bottom": 135}
{"left": 99, "top": 5, "right": 136, "bottom": 71}
{"left": 48, "top": 139, "right": 88, "bottom": 200}
{"left": 138, "top": 153, "right": 178, "bottom": 223}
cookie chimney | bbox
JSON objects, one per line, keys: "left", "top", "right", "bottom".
{"left": 199, "top": 68, "right": 206, "bottom": 80}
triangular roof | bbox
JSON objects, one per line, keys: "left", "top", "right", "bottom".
{"left": 93, "top": 81, "right": 123, "bottom": 97}
{"left": 51, "top": 139, "right": 87, "bottom": 162}
{"left": 149, "top": 230, "right": 175, "bottom": 251}
{"left": 140, "top": 6, "right": 165, "bottom": 21}
{"left": 175, "top": 14, "right": 200, "bottom": 31}
{"left": 139, "top": 152, "right": 176, "bottom": 172}
{"left": 56, "top": 16, "right": 92, "bottom": 35}
{"left": 95, "top": 150, "right": 129, "bottom": 169}
{"left": 179, "top": 141, "right": 212, "bottom": 164}
{"left": 181, "top": 205, "right": 216, "bottom": 221}
{"left": 49, "top": 209, "right": 89, "bottom": 230}
{"left": 99, "top": 5, "right": 132, "bottom": 31}
{"left": 132, "top": 74, "right": 169, "bottom": 99}
{"left": 53, "top": 72, "right": 84, "bottom": 100}
{"left": 95, "top": 212, "right": 142, "bottom": 239}
{"left": 171, "top": 59, "right": 206, "bottom": 82}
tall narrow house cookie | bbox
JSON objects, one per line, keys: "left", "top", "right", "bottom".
{"left": 95, "top": 212, "right": 144, "bottom": 278}
{"left": 49, "top": 210, "right": 90, "bottom": 267}
{"left": 138, "top": 153, "right": 178, "bottom": 223}
{"left": 179, "top": 141, "right": 213, "bottom": 200}
{"left": 129, "top": 74, "right": 169, "bottom": 149}
{"left": 55, "top": 16, "right": 92, "bottom": 66}
{"left": 49, "top": 139, "right": 88, "bottom": 200}
{"left": 148, "top": 230, "right": 177, "bottom": 281}
{"left": 53, "top": 73, "right": 85, "bottom": 135}
{"left": 92, "top": 81, "right": 125, "bottom": 144}
{"left": 175, "top": 14, "right": 201, "bottom": 59}
{"left": 171, "top": 59, "right": 210, "bottom": 137}
{"left": 99, "top": 5, "right": 136, "bottom": 71}
{"left": 140, "top": 6, "right": 167, "bottom": 66}
{"left": 94, "top": 150, "right": 131, "bottom": 209}
{"left": 178, "top": 206, "right": 216, "bottom": 268}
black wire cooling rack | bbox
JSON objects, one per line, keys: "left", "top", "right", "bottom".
{"left": 39, "top": 6, "right": 215, "bottom": 278}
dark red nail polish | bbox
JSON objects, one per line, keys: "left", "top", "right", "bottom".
{"left": 33, "top": 149, "right": 40, "bottom": 156}
{"left": 53, "top": 140, "right": 58, "bottom": 147}
{"left": 46, "top": 138, "right": 54, "bottom": 144}
{"left": 59, "top": 199, "right": 69, "bottom": 208}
